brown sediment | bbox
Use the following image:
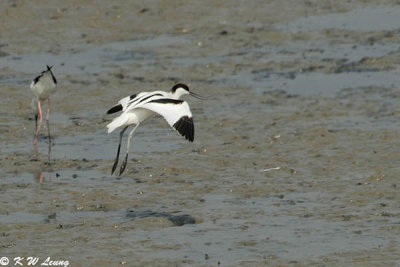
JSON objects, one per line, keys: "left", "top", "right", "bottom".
{"left": 0, "top": 1, "right": 399, "bottom": 266}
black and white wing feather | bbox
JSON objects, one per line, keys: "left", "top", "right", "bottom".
{"left": 137, "top": 98, "right": 194, "bottom": 142}
{"left": 107, "top": 92, "right": 143, "bottom": 114}
{"left": 107, "top": 91, "right": 166, "bottom": 114}
{"left": 30, "top": 74, "right": 42, "bottom": 88}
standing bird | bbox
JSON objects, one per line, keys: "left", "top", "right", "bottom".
{"left": 30, "top": 65, "right": 57, "bottom": 146}
{"left": 106, "top": 83, "right": 207, "bottom": 176}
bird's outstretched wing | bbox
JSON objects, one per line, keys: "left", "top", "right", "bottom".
{"left": 107, "top": 91, "right": 166, "bottom": 114}
{"left": 107, "top": 93, "right": 141, "bottom": 114}
{"left": 136, "top": 98, "right": 194, "bottom": 142}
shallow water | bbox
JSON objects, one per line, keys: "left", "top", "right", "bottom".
{"left": 0, "top": 34, "right": 189, "bottom": 77}
{"left": 0, "top": 2, "right": 399, "bottom": 266}
{"left": 279, "top": 6, "right": 400, "bottom": 32}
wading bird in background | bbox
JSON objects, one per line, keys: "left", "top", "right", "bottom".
{"left": 106, "top": 83, "right": 207, "bottom": 176}
{"left": 30, "top": 65, "right": 57, "bottom": 146}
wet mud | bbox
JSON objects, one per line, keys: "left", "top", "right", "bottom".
{"left": 0, "top": 1, "right": 399, "bottom": 266}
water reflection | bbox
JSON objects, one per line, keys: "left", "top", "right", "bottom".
{"left": 31, "top": 168, "right": 52, "bottom": 184}
{"left": 33, "top": 133, "right": 53, "bottom": 169}
{"left": 31, "top": 134, "right": 53, "bottom": 184}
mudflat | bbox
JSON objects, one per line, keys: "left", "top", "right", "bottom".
{"left": 0, "top": 1, "right": 399, "bottom": 266}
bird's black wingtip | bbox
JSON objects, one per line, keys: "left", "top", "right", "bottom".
{"left": 173, "top": 116, "right": 194, "bottom": 142}
{"left": 107, "top": 104, "right": 123, "bottom": 114}
{"left": 46, "top": 65, "right": 53, "bottom": 71}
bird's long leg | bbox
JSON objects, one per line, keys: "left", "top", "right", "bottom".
{"left": 46, "top": 98, "right": 51, "bottom": 144}
{"left": 33, "top": 99, "right": 43, "bottom": 146}
{"left": 35, "top": 113, "right": 38, "bottom": 132}
{"left": 33, "top": 97, "right": 38, "bottom": 131}
{"left": 46, "top": 98, "right": 52, "bottom": 165}
{"left": 111, "top": 126, "right": 128, "bottom": 175}
{"left": 119, "top": 123, "right": 140, "bottom": 176}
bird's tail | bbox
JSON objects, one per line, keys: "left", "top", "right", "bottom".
{"left": 107, "top": 116, "right": 129, "bottom": 134}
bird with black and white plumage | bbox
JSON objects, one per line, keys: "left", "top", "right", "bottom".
{"left": 30, "top": 65, "right": 57, "bottom": 146}
{"left": 106, "top": 83, "right": 207, "bottom": 176}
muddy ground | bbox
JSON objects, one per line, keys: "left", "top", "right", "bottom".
{"left": 0, "top": 1, "right": 399, "bottom": 266}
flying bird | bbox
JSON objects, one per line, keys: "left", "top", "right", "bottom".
{"left": 106, "top": 83, "right": 207, "bottom": 175}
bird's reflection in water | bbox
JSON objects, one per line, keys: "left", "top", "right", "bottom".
{"left": 33, "top": 134, "right": 52, "bottom": 164}
{"left": 32, "top": 168, "right": 52, "bottom": 184}
{"left": 32, "top": 135, "right": 53, "bottom": 184}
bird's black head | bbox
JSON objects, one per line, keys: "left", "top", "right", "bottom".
{"left": 170, "top": 83, "right": 208, "bottom": 100}
{"left": 171, "top": 83, "right": 190, "bottom": 93}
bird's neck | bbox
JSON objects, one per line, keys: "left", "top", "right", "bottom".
{"left": 169, "top": 92, "right": 182, "bottom": 100}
